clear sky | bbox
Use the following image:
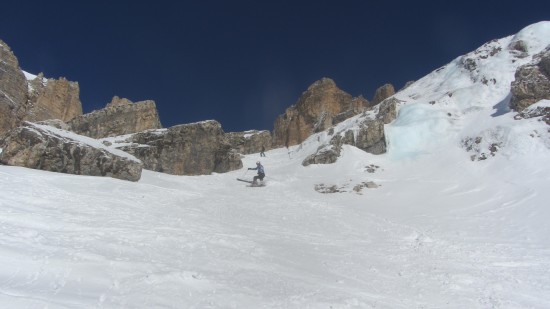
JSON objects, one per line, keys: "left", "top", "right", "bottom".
{"left": 1, "top": 1, "right": 549, "bottom": 132}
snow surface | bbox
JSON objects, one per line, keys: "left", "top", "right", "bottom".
{"left": 241, "top": 130, "right": 269, "bottom": 139}
{"left": 23, "top": 70, "right": 38, "bottom": 81}
{"left": 22, "top": 70, "right": 47, "bottom": 93}
{"left": 1, "top": 22, "right": 550, "bottom": 308}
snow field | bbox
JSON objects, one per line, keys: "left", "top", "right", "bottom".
{"left": 1, "top": 138, "right": 550, "bottom": 308}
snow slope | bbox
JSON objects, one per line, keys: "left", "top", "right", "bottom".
{"left": 1, "top": 22, "right": 550, "bottom": 308}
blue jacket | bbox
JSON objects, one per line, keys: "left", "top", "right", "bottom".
{"left": 250, "top": 164, "right": 265, "bottom": 174}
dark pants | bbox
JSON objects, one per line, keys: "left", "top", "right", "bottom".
{"left": 253, "top": 173, "right": 265, "bottom": 183}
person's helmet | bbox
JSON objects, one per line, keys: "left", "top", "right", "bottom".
{"left": 256, "top": 161, "right": 261, "bottom": 165}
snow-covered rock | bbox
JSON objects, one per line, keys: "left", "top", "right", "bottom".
{"left": 302, "top": 21, "right": 550, "bottom": 162}
{"left": 0, "top": 122, "right": 142, "bottom": 181}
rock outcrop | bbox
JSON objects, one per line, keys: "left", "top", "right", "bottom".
{"left": 1, "top": 39, "right": 84, "bottom": 136}
{"left": 68, "top": 97, "right": 162, "bottom": 139}
{"left": 0, "top": 39, "right": 29, "bottom": 136}
{"left": 273, "top": 78, "right": 368, "bottom": 147}
{"left": 511, "top": 46, "right": 550, "bottom": 111}
{"left": 226, "top": 130, "right": 272, "bottom": 155}
{"left": 515, "top": 100, "right": 550, "bottom": 125}
{"left": 106, "top": 96, "right": 133, "bottom": 108}
{"left": 0, "top": 122, "right": 142, "bottom": 181}
{"left": 302, "top": 97, "right": 400, "bottom": 166}
{"left": 25, "top": 74, "right": 83, "bottom": 123}
{"left": 370, "top": 83, "right": 395, "bottom": 106}
{"left": 116, "top": 120, "right": 242, "bottom": 175}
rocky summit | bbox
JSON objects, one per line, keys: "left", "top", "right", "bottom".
{"left": 272, "top": 78, "right": 368, "bottom": 147}
{"left": 68, "top": 97, "right": 162, "bottom": 139}
{"left": 0, "top": 39, "right": 83, "bottom": 136}
{"left": 25, "top": 74, "right": 83, "bottom": 123}
{"left": 370, "top": 83, "right": 395, "bottom": 106}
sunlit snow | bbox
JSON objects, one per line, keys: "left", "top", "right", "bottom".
{"left": 1, "top": 22, "right": 550, "bottom": 308}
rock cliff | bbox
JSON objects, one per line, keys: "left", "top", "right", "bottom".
{"left": 0, "top": 39, "right": 29, "bottom": 135}
{"left": 1, "top": 39, "right": 83, "bottom": 136}
{"left": 115, "top": 120, "right": 242, "bottom": 175}
{"left": 302, "top": 97, "right": 399, "bottom": 166}
{"left": 68, "top": 97, "right": 162, "bottom": 139}
{"left": 226, "top": 130, "right": 272, "bottom": 155}
{"left": 25, "top": 74, "right": 83, "bottom": 123}
{"left": 273, "top": 78, "right": 368, "bottom": 147}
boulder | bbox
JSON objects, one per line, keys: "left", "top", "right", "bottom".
{"left": 354, "top": 120, "right": 387, "bottom": 154}
{"left": 0, "top": 39, "right": 29, "bottom": 136}
{"left": 303, "top": 146, "right": 340, "bottom": 166}
{"left": 68, "top": 98, "right": 162, "bottom": 138}
{"left": 273, "top": 78, "right": 368, "bottom": 147}
{"left": 510, "top": 46, "right": 550, "bottom": 111}
{"left": 352, "top": 97, "right": 399, "bottom": 154}
{"left": 375, "top": 96, "right": 399, "bottom": 124}
{"left": 0, "top": 122, "right": 142, "bottom": 181}
{"left": 118, "top": 120, "right": 242, "bottom": 175}
{"left": 302, "top": 133, "right": 348, "bottom": 166}
{"left": 516, "top": 100, "right": 550, "bottom": 125}
{"left": 225, "top": 130, "right": 272, "bottom": 155}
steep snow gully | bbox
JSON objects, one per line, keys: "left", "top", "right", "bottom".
{"left": 1, "top": 22, "right": 550, "bottom": 308}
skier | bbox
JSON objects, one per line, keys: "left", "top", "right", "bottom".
{"left": 260, "top": 145, "right": 266, "bottom": 157}
{"left": 248, "top": 161, "right": 265, "bottom": 185}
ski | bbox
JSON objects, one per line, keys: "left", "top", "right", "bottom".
{"left": 236, "top": 178, "right": 253, "bottom": 183}
{"left": 236, "top": 178, "right": 265, "bottom": 187}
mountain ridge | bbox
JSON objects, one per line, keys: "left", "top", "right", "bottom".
{"left": 2, "top": 22, "right": 550, "bottom": 177}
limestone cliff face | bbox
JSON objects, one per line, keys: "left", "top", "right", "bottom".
{"left": 273, "top": 78, "right": 368, "bottom": 147}
{"left": 0, "top": 39, "right": 84, "bottom": 136}
{"left": 0, "top": 39, "right": 29, "bottom": 136}
{"left": 117, "top": 120, "right": 242, "bottom": 175}
{"left": 25, "top": 74, "right": 83, "bottom": 123}
{"left": 511, "top": 46, "right": 550, "bottom": 111}
{"left": 226, "top": 130, "right": 272, "bottom": 155}
{"left": 68, "top": 98, "right": 162, "bottom": 139}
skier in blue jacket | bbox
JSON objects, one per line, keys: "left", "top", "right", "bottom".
{"left": 248, "top": 161, "right": 265, "bottom": 184}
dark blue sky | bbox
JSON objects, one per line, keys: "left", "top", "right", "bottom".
{"left": 1, "top": 1, "right": 549, "bottom": 132}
